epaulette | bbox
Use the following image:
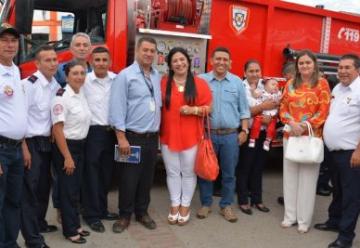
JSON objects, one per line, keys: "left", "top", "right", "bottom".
{"left": 56, "top": 88, "right": 66, "bottom": 96}
{"left": 27, "top": 75, "right": 38, "bottom": 83}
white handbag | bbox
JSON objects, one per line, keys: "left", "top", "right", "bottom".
{"left": 284, "top": 122, "right": 324, "bottom": 164}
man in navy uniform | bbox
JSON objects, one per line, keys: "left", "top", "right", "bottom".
{"left": 20, "top": 45, "right": 61, "bottom": 248}
{"left": 315, "top": 54, "right": 360, "bottom": 248}
{"left": 0, "top": 23, "right": 27, "bottom": 248}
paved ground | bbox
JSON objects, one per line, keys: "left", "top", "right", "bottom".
{"left": 17, "top": 167, "right": 359, "bottom": 248}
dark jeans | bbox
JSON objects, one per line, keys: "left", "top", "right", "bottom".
{"left": 118, "top": 133, "right": 158, "bottom": 219}
{"left": 21, "top": 137, "right": 52, "bottom": 247}
{"left": 53, "top": 140, "right": 85, "bottom": 238}
{"left": 198, "top": 132, "right": 239, "bottom": 208}
{"left": 82, "top": 126, "right": 116, "bottom": 224}
{"left": 0, "top": 143, "right": 24, "bottom": 248}
{"left": 237, "top": 131, "right": 268, "bottom": 205}
{"left": 326, "top": 150, "right": 360, "bottom": 244}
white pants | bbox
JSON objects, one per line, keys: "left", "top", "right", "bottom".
{"left": 283, "top": 139, "right": 320, "bottom": 229}
{"left": 161, "top": 144, "right": 198, "bottom": 207}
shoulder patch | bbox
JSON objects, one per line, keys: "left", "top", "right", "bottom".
{"left": 27, "top": 75, "right": 38, "bottom": 83}
{"left": 56, "top": 88, "right": 66, "bottom": 96}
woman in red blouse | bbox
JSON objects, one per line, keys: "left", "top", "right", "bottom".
{"left": 279, "top": 50, "right": 331, "bottom": 233}
{"left": 160, "top": 47, "right": 212, "bottom": 226}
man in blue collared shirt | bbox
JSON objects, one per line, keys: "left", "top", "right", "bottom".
{"left": 109, "top": 37, "right": 161, "bottom": 233}
{"left": 197, "top": 47, "right": 250, "bottom": 222}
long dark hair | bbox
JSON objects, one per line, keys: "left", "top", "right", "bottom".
{"left": 293, "top": 49, "right": 320, "bottom": 89}
{"left": 165, "top": 47, "right": 197, "bottom": 109}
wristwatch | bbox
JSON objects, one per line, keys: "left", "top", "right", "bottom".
{"left": 241, "top": 128, "right": 249, "bottom": 135}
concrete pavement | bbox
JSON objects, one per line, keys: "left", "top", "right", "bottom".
{"left": 17, "top": 169, "right": 359, "bottom": 248}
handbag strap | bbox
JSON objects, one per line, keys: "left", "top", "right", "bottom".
{"left": 304, "top": 121, "right": 314, "bottom": 137}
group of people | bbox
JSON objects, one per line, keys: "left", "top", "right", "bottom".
{"left": 0, "top": 22, "right": 359, "bottom": 248}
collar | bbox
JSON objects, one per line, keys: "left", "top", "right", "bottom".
{"left": 348, "top": 76, "right": 360, "bottom": 92}
{"left": 88, "top": 70, "right": 116, "bottom": 82}
{"left": 0, "top": 62, "right": 16, "bottom": 77}
{"left": 34, "top": 70, "right": 57, "bottom": 87}
{"left": 209, "top": 71, "right": 230, "bottom": 82}
{"left": 134, "top": 61, "right": 154, "bottom": 75}
{"left": 65, "top": 84, "right": 77, "bottom": 97}
{"left": 243, "top": 78, "right": 264, "bottom": 90}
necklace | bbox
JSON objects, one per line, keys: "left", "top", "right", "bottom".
{"left": 174, "top": 78, "right": 186, "bottom": 93}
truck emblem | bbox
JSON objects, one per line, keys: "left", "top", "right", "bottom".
{"left": 230, "top": 5, "right": 249, "bottom": 34}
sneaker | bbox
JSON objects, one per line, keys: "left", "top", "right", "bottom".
{"left": 263, "top": 139, "right": 271, "bottom": 151}
{"left": 220, "top": 206, "right": 238, "bottom": 223}
{"left": 248, "top": 139, "right": 255, "bottom": 148}
{"left": 196, "top": 206, "right": 211, "bottom": 219}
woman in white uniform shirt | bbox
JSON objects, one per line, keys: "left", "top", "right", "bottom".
{"left": 51, "top": 61, "right": 91, "bottom": 244}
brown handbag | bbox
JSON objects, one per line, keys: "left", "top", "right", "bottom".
{"left": 194, "top": 113, "right": 219, "bottom": 181}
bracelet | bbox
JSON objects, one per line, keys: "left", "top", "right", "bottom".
{"left": 194, "top": 106, "right": 199, "bottom": 115}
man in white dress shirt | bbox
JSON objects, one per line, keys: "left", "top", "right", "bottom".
{"left": 315, "top": 54, "right": 360, "bottom": 248}
{"left": 20, "top": 45, "right": 60, "bottom": 248}
{"left": 82, "top": 46, "right": 118, "bottom": 232}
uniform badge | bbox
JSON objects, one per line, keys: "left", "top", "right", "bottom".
{"left": 53, "top": 104, "right": 64, "bottom": 115}
{"left": 27, "top": 75, "right": 38, "bottom": 84}
{"left": 3, "top": 85, "right": 14, "bottom": 96}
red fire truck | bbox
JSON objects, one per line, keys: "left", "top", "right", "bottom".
{"left": 0, "top": 0, "right": 359, "bottom": 79}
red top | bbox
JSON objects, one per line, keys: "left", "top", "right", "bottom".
{"left": 160, "top": 76, "right": 212, "bottom": 151}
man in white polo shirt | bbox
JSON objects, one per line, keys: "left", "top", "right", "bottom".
{"left": 315, "top": 54, "right": 360, "bottom": 248}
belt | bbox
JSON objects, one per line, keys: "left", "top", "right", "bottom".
{"left": 208, "top": 128, "right": 238, "bottom": 135}
{"left": 0, "top": 135, "right": 23, "bottom": 147}
{"left": 126, "top": 130, "right": 158, "bottom": 138}
{"left": 91, "top": 125, "right": 113, "bottom": 132}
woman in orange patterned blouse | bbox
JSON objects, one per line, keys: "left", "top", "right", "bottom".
{"left": 279, "top": 50, "right": 331, "bottom": 233}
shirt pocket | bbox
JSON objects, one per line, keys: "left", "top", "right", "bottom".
{"left": 223, "top": 88, "right": 238, "bottom": 103}
{"left": 69, "top": 106, "right": 82, "bottom": 115}
{"left": 346, "top": 95, "right": 360, "bottom": 115}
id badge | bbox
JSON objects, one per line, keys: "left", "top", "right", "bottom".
{"left": 149, "top": 99, "right": 155, "bottom": 112}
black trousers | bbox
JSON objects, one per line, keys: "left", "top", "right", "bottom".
{"left": 53, "top": 139, "right": 85, "bottom": 238}
{"left": 326, "top": 150, "right": 360, "bottom": 244}
{"left": 82, "top": 126, "right": 116, "bottom": 224}
{"left": 118, "top": 133, "right": 158, "bottom": 219}
{"left": 20, "top": 137, "right": 52, "bottom": 247}
{"left": 237, "top": 131, "right": 268, "bottom": 205}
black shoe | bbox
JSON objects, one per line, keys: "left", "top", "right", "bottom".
{"left": 78, "top": 229, "right": 90, "bottom": 237}
{"left": 317, "top": 187, "right": 332, "bottom": 196}
{"left": 314, "top": 223, "right": 339, "bottom": 232}
{"left": 252, "top": 204, "right": 270, "bottom": 213}
{"left": 101, "top": 212, "right": 119, "bottom": 221}
{"left": 66, "top": 236, "right": 86, "bottom": 244}
{"left": 40, "top": 243, "right": 50, "bottom": 248}
{"left": 135, "top": 214, "right": 157, "bottom": 230}
{"left": 113, "top": 218, "right": 130, "bottom": 233}
{"left": 39, "top": 225, "right": 58, "bottom": 233}
{"left": 89, "top": 221, "right": 105, "bottom": 233}
{"left": 239, "top": 205, "right": 252, "bottom": 215}
{"left": 328, "top": 239, "right": 352, "bottom": 248}
{"left": 277, "top": 196, "right": 284, "bottom": 206}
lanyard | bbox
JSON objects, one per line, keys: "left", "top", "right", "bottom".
{"left": 141, "top": 70, "right": 154, "bottom": 98}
